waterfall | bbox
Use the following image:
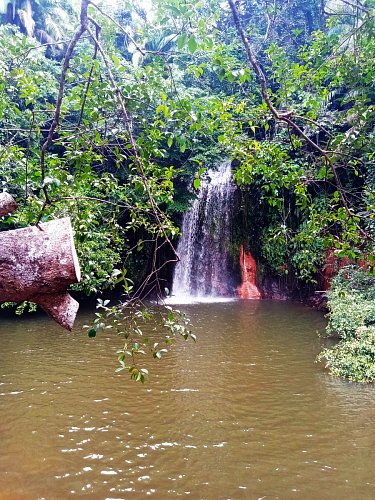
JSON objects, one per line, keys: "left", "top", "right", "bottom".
{"left": 170, "top": 160, "right": 235, "bottom": 302}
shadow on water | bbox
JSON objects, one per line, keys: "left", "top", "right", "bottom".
{"left": 0, "top": 301, "right": 374, "bottom": 499}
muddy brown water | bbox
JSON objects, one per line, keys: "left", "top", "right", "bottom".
{"left": 0, "top": 301, "right": 374, "bottom": 499}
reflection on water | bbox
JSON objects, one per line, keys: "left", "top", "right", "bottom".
{"left": 0, "top": 301, "right": 374, "bottom": 499}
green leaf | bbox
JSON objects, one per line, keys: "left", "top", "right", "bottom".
{"left": 193, "top": 178, "right": 201, "bottom": 189}
{"left": 112, "top": 54, "right": 120, "bottom": 67}
{"left": 188, "top": 36, "right": 198, "bottom": 54}
{"left": 177, "top": 33, "right": 187, "bottom": 50}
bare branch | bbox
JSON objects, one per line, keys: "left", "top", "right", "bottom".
{"left": 86, "top": 21, "right": 178, "bottom": 258}
{"left": 294, "top": 114, "right": 333, "bottom": 138}
{"left": 78, "top": 24, "right": 100, "bottom": 127}
{"left": 339, "top": 0, "right": 369, "bottom": 14}
{"left": 53, "top": 195, "right": 134, "bottom": 210}
{"left": 39, "top": 0, "right": 90, "bottom": 203}
{"left": 88, "top": 1, "right": 146, "bottom": 56}
{"left": 17, "top": 36, "right": 90, "bottom": 60}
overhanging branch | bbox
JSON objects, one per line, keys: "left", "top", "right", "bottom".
{"left": 227, "top": 0, "right": 368, "bottom": 237}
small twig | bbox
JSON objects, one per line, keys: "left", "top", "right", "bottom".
{"left": 324, "top": 9, "right": 357, "bottom": 17}
{"left": 24, "top": 111, "right": 35, "bottom": 200}
{"left": 53, "top": 195, "right": 134, "bottom": 210}
{"left": 339, "top": 0, "right": 369, "bottom": 14}
{"left": 294, "top": 114, "right": 333, "bottom": 138}
{"left": 78, "top": 25, "right": 100, "bottom": 126}
{"left": 89, "top": 1, "right": 145, "bottom": 55}
{"left": 35, "top": 201, "right": 48, "bottom": 225}
{"left": 0, "top": 127, "right": 75, "bottom": 132}
{"left": 17, "top": 36, "right": 90, "bottom": 60}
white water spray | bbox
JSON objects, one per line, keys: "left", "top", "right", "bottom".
{"left": 169, "top": 161, "right": 235, "bottom": 303}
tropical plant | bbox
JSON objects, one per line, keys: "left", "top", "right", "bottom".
{"left": 0, "top": 0, "right": 79, "bottom": 41}
{"left": 318, "top": 267, "right": 375, "bottom": 383}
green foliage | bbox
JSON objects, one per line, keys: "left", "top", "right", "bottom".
{"left": 0, "top": 23, "right": 184, "bottom": 295}
{"left": 326, "top": 267, "right": 375, "bottom": 337}
{"left": 0, "top": 300, "right": 38, "bottom": 314}
{"left": 85, "top": 299, "right": 195, "bottom": 383}
{"left": 318, "top": 267, "right": 375, "bottom": 383}
{"left": 214, "top": 3, "right": 375, "bottom": 282}
{"left": 318, "top": 327, "right": 375, "bottom": 383}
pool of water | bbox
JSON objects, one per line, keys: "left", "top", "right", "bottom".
{"left": 0, "top": 301, "right": 374, "bottom": 499}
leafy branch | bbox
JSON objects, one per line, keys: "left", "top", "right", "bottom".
{"left": 227, "top": 0, "right": 370, "bottom": 239}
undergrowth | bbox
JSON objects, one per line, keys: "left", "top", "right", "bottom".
{"left": 318, "top": 266, "right": 375, "bottom": 383}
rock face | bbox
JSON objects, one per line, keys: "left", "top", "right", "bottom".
{"left": 237, "top": 245, "right": 261, "bottom": 299}
{"left": 0, "top": 217, "right": 81, "bottom": 330}
{"left": 322, "top": 248, "right": 352, "bottom": 290}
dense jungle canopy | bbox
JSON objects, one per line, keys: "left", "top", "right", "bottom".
{"left": 0, "top": 0, "right": 375, "bottom": 382}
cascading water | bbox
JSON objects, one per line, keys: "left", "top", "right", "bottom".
{"left": 170, "top": 160, "right": 235, "bottom": 302}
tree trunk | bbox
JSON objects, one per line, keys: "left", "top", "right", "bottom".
{"left": 32, "top": 292, "right": 79, "bottom": 331}
{"left": 0, "top": 192, "right": 18, "bottom": 216}
{"left": 0, "top": 217, "right": 81, "bottom": 330}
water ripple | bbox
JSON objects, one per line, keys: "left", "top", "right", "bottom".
{"left": 0, "top": 302, "right": 374, "bottom": 498}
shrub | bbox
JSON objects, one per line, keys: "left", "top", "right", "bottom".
{"left": 318, "top": 266, "right": 375, "bottom": 383}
